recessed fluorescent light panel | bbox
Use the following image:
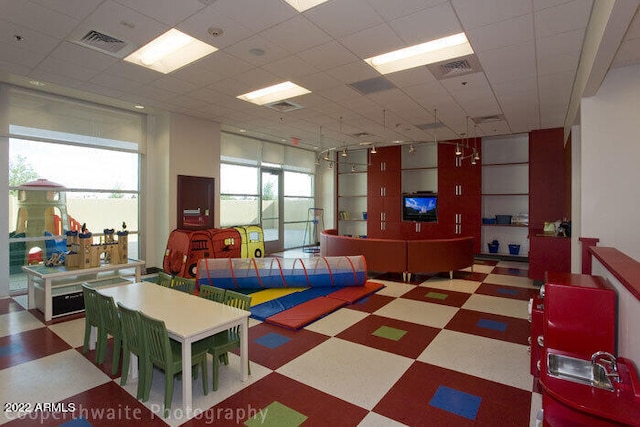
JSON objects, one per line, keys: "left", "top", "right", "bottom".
{"left": 283, "top": 0, "right": 330, "bottom": 12}
{"left": 237, "top": 81, "right": 311, "bottom": 106}
{"left": 124, "top": 28, "right": 217, "bottom": 74}
{"left": 364, "top": 32, "right": 473, "bottom": 75}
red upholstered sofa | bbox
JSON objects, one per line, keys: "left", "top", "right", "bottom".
{"left": 320, "top": 229, "right": 474, "bottom": 279}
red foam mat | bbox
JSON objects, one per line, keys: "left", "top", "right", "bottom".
{"left": 265, "top": 297, "right": 348, "bottom": 330}
{"left": 326, "top": 281, "right": 386, "bottom": 303}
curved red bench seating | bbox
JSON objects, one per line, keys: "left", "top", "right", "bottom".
{"left": 320, "top": 229, "right": 474, "bottom": 279}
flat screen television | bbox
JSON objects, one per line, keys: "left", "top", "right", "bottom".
{"left": 402, "top": 194, "right": 438, "bottom": 222}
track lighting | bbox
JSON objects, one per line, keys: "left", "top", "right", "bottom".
{"left": 409, "top": 144, "right": 415, "bottom": 154}
{"left": 341, "top": 147, "right": 347, "bottom": 157}
{"left": 371, "top": 145, "right": 377, "bottom": 154}
{"left": 351, "top": 163, "right": 356, "bottom": 172}
{"left": 455, "top": 144, "right": 462, "bottom": 156}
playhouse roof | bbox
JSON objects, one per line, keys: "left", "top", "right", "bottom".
{"left": 17, "top": 178, "right": 66, "bottom": 190}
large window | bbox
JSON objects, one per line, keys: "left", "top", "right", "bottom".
{"left": 6, "top": 87, "right": 144, "bottom": 293}
{"left": 284, "top": 171, "right": 315, "bottom": 249}
{"left": 219, "top": 163, "right": 260, "bottom": 227}
{"left": 220, "top": 133, "right": 317, "bottom": 252}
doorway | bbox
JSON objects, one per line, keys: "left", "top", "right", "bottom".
{"left": 261, "top": 169, "right": 283, "bottom": 254}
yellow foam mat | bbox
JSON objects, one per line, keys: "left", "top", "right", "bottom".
{"left": 249, "top": 287, "right": 307, "bottom": 306}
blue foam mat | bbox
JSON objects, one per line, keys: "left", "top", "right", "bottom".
{"left": 250, "top": 287, "right": 336, "bottom": 321}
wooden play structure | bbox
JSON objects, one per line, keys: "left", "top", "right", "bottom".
{"left": 64, "top": 228, "right": 129, "bottom": 269}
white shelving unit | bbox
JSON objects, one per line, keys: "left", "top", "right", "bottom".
{"left": 401, "top": 142, "right": 438, "bottom": 193}
{"left": 481, "top": 134, "right": 529, "bottom": 257}
{"left": 337, "top": 149, "right": 368, "bottom": 237}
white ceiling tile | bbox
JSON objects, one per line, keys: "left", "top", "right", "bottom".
{"left": 49, "top": 41, "right": 120, "bottom": 71}
{"left": 261, "top": 15, "right": 332, "bottom": 54}
{"left": 112, "top": 0, "right": 206, "bottom": 27}
{"left": 79, "top": 0, "right": 168, "bottom": 46}
{"left": 29, "top": 0, "right": 103, "bottom": 20}
{"left": 2, "top": 1, "right": 79, "bottom": 39}
{"left": 297, "top": 41, "right": 360, "bottom": 71}
{"left": 468, "top": 14, "right": 534, "bottom": 52}
{"left": 452, "top": 0, "right": 532, "bottom": 30}
{"left": 304, "top": 0, "right": 384, "bottom": 38}
{"left": 537, "top": 49, "right": 580, "bottom": 76}
{"left": 536, "top": 27, "right": 586, "bottom": 58}
{"left": 534, "top": 0, "right": 592, "bottom": 38}
{"left": 150, "top": 76, "right": 200, "bottom": 94}
{"left": 477, "top": 40, "right": 536, "bottom": 84}
{"left": 339, "top": 23, "right": 403, "bottom": 59}
{"left": 177, "top": 7, "right": 254, "bottom": 50}
{"left": 389, "top": 2, "right": 462, "bottom": 45}
{"left": 211, "top": 0, "right": 296, "bottom": 33}
{"left": 0, "top": 19, "right": 64, "bottom": 55}
{"left": 222, "top": 34, "right": 290, "bottom": 66}
{"left": 492, "top": 76, "right": 538, "bottom": 97}
{"left": 296, "top": 71, "right": 343, "bottom": 92}
{"left": 366, "top": 0, "right": 448, "bottom": 21}
{"left": 532, "top": 0, "right": 581, "bottom": 12}
{"left": 34, "top": 56, "right": 100, "bottom": 82}
{"left": 326, "top": 60, "right": 380, "bottom": 84}
{"left": 385, "top": 67, "right": 439, "bottom": 88}
{"left": 612, "top": 37, "right": 640, "bottom": 68}
{"left": 440, "top": 72, "right": 491, "bottom": 94}
{"left": 103, "top": 61, "right": 162, "bottom": 84}
{"left": 262, "top": 55, "right": 318, "bottom": 80}
{"left": 0, "top": 41, "right": 45, "bottom": 68}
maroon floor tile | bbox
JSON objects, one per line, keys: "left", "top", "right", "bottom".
{"left": 445, "top": 309, "right": 531, "bottom": 345}
{"left": 371, "top": 272, "right": 433, "bottom": 284}
{"left": 374, "top": 361, "right": 531, "bottom": 426}
{"left": 474, "top": 259, "right": 499, "bottom": 266}
{"left": 233, "top": 323, "right": 330, "bottom": 370}
{"left": 0, "top": 298, "right": 24, "bottom": 315}
{"left": 76, "top": 338, "right": 123, "bottom": 379}
{"left": 0, "top": 327, "right": 71, "bottom": 369}
{"left": 475, "top": 283, "right": 539, "bottom": 301}
{"left": 401, "top": 286, "right": 472, "bottom": 308}
{"left": 182, "top": 372, "right": 368, "bottom": 426}
{"left": 492, "top": 266, "right": 530, "bottom": 277}
{"left": 336, "top": 314, "right": 440, "bottom": 359}
{"left": 3, "top": 381, "right": 166, "bottom": 426}
{"left": 347, "top": 293, "right": 395, "bottom": 313}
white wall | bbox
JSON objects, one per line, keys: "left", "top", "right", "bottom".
{"left": 580, "top": 63, "right": 640, "bottom": 260}
{"left": 0, "top": 85, "right": 9, "bottom": 297}
{"left": 570, "top": 124, "right": 582, "bottom": 273}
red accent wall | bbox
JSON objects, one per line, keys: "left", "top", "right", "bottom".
{"left": 529, "top": 128, "right": 566, "bottom": 230}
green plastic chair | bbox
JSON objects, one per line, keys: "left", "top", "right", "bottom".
{"left": 81, "top": 283, "right": 100, "bottom": 360}
{"left": 117, "top": 303, "right": 148, "bottom": 400}
{"left": 139, "top": 312, "right": 209, "bottom": 417}
{"left": 199, "top": 284, "right": 226, "bottom": 303}
{"left": 157, "top": 271, "right": 173, "bottom": 287}
{"left": 171, "top": 276, "right": 196, "bottom": 295}
{"left": 208, "top": 290, "right": 251, "bottom": 391}
{"left": 95, "top": 292, "right": 122, "bottom": 375}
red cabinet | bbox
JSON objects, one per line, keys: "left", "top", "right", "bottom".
{"left": 529, "top": 235, "right": 571, "bottom": 282}
{"left": 367, "top": 146, "right": 401, "bottom": 239}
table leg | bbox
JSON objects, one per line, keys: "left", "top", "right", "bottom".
{"left": 135, "top": 266, "right": 141, "bottom": 282}
{"left": 240, "top": 319, "right": 248, "bottom": 381}
{"left": 182, "top": 340, "right": 192, "bottom": 412}
{"left": 44, "top": 279, "right": 52, "bottom": 322}
{"left": 27, "top": 274, "right": 35, "bottom": 310}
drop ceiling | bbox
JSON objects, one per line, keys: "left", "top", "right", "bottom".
{"left": 0, "top": 0, "right": 639, "bottom": 151}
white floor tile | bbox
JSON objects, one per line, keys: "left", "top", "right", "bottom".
{"left": 12, "top": 294, "right": 28, "bottom": 310}
{"left": 373, "top": 280, "right": 415, "bottom": 298}
{"left": 485, "top": 273, "right": 536, "bottom": 289}
{"left": 48, "top": 317, "right": 86, "bottom": 348}
{"left": 529, "top": 392, "right": 543, "bottom": 427}
{"left": 124, "top": 353, "right": 272, "bottom": 427}
{"left": 0, "top": 349, "right": 110, "bottom": 424}
{"left": 463, "top": 264, "right": 495, "bottom": 274}
{"left": 304, "top": 307, "right": 368, "bottom": 336}
{"left": 0, "top": 311, "right": 44, "bottom": 338}
{"left": 462, "top": 294, "right": 530, "bottom": 319}
{"left": 418, "top": 330, "right": 532, "bottom": 391}
{"left": 359, "top": 411, "right": 409, "bottom": 426}
{"left": 374, "top": 298, "right": 458, "bottom": 329}
{"left": 421, "top": 277, "right": 482, "bottom": 294}
{"left": 497, "top": 260, "right": 530, "bottom": 270}
{"left": 277, "top": 338, "right": 413, "bottom": 410}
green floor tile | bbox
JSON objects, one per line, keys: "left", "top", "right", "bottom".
{"left": 425, "top": 291, "right": 448, "bottom": 300}
{"left": 372, "top": 325, "right": 407, "bottom": 341}
{"left": 245, "top": 401, "right": 307, "bottom": 427}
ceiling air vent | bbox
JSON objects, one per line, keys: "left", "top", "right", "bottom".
{"left": 427, "top": 54, "right": 483, "bottom": 80}
{"left": 472, "top": 114, "right": 505, "bottom": 124}
{"left": 348, "top": 76, "right": 396, "bottom": 95}
{"left": 416, "top": 122, "right": 446, "bottom": 131}
{"left": 69, "top": 29, "right": 136, "bottom": 58}
{"left": 264, "top": 100, "right": 304, "bottom": 112}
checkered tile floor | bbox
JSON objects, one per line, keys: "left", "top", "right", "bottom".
{"left": 0, "top": 259, "right": 543, "bottom": 426}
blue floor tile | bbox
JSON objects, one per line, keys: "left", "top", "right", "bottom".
{"left": 429, "top": 385, "right": 482, "bottom": 420}
{"left": 477, "top": 318, "right": 507, "bottom": 332}
{"left": 0, "top": 343, "right": 23, "bottom": 358}
{"left": 255, "top": 332, "right": 291, "bottom": 349}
